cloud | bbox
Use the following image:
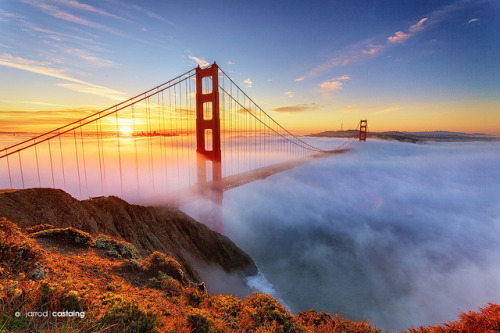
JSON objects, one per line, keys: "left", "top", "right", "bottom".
{"left": 468, "top": 18, "right": 479, "bottom": 24}
{"left": 227, "top": 61, "right": 235, "bottom": 65}
{"left": 387, "top": 31, "right": 411, "bottom": 43}
{"left": 57, "top": 83, "right": 125, "bottom": 101}
{"left": 85, "top": 0, "right": 174, "bottom": 26}
{"left": 409, "top": 18, "right": 428, "bottom": 32}
{"left": 335, "top": 74, "right": 351, "bottom": 81}
{"left": 51, "top": 0, "right": 128, "bottom": 22}
{"left": 284, "top": 91, "right": 294, "bottom": 98}
{"left": 244, "top": 78, "right": 253, "bottom": 88}
{"left": 295, "top": 77, "right": 304, "bottom": 82}
{"left": 318, "top": 80, "right": 343, "bottom": 91}
{"left": 306, "top": 15, "right": 429, "bottom": 77}
{"left": 341, "top": 105, "right": 361, "bottom": 113}
{"left": 272, "top": 103, "right": 319, "bottom": 113}
{"left": 189, "top": 56, "right": 209, "bottom": 67}
{"left": 317, "top": 75, "right": 351, "bottom": 95}
{"left": 24, "top": 0, "right": 117, "bottom": 34}
{"left": 0, "top": 53, "right": 125, "bottom": 100}
{"left": 374, "top": 104, "right": 402, "bottom": 114}
{"left": 66, "top": 49, "right": 115, "bottom": 67}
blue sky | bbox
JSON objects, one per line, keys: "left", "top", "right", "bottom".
{"left": 0, "top": 0, "right": 499, "bottom": 133}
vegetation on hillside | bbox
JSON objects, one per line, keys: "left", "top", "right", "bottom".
{"left": 1, "top": 217, "right": 499, "bottom": 332}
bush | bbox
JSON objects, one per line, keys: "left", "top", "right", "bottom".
{"left": 296, "top": 309, "right": 381, "bottom": 333}
{"left": 241, "top": 292, "right": 302, "bottom": 333}
{"left": 148, "top": 272, "right": 181, "bottom": 296}
{"left": 0, "top": 218, "right": 43, "bottom": 271}
{"left": 186, "top": 307, "right": 214, "bottom": 333}
{"left": 30, "top": 227, "right": 94, "bottom": 247}
{"left": 407, "top": 303, "right": 500, "bottom": 333}
{"left": 94, "top": 234, "right": 139, "bottom": 259}
{"left": 24, "top": 224, "right": 56, "bottom": 234}
{"left": 100, "top": 298, "right": 158, "bottom": 333}
{"left": 142, "top": 252, "right": 184, "bottom": 282}
{"left": 64, "top": 290, "right": 83, "bottom": 312}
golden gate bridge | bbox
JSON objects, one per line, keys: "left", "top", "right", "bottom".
{"left": 0, "top": 63, "right": 367, "bottom": 232}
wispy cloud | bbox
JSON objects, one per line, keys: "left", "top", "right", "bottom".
{"left": 304, "top": 0, "right": 484, "bottom": 79}
{"left": 341, "top": 105, "right": 361, "bottom": 113}
{"left": 295, "top": 77, "right": 304, "bottom": 82}
{"left": 66, "top": 49, "right": 115, "bottom": 67}
{"left": 227, "top": 61, "right": 235, "bottom": 65}
{"left": 0, "top": 53, "right": 125, "bottom": 100}
{"left": 57, "top": 83, "right": 124, "bottom": 101}
{"left": 308, "top": 16, "right": 429, "bottom": 77}
{"left": 189, "top": 56, "right": 209, "bottom": 67}
{"left": 244, "top": 78, "right": 253, "bottom": 88}
{"left": 387, "top": 31, "right": 411, "bottom": 43}
{"left": 284, "top": 91, "right": 294, "bottom": 98}
{"left": 105, "top": 0, "right": 174, "bottom": 26}
{"left": 51, "top": 0, "right": 129, "bottom": 22}
{"left": 273, "top": 103, "right": 319, "bottom": 113}
{"left": 317, "top": 74, "right": 350, "bottom": 95}
{"left": 23, "top": 0, "right": 117, "bottom": 34}
{"left": 374, "top": 104, "right": 402, "bottom": 114}
{"left": 25, "top": 23, "right": 101, "bottom": 45}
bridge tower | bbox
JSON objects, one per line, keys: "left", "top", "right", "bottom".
{"left": 359, "top": 120, "right": 367, "bottom": 142}
{"left": 196, "top": 62, "right": 223, "bottom": 232}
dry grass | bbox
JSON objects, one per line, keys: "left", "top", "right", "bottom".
{"left": 2, "top": 218, "right": 497, "bottom": 332}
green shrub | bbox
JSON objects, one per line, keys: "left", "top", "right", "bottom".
{"left": 148, "top": 272, "right": 181, "bottom": 296}
{"left": 186, "top": 308, "right": 214, "bottom": 333}
{"left": 30, "top": 227, "right": 94, "bottom": 247}
{"left": 242, "top": 292, "right": 302, "bottom": 333}
{"left": 24, "top": 224, "right": 56, "bottom": 234}
{"left": 64, "top": 290, "right": 82, "bottom": 312}
{"left": 94, "top": 234, "right": 139, "bottom": 260}
{"left": 142, "top": 252, "right": 184, "bottom": 282}
{"left": 100, "top": 298, "right": 158, "bottom": 333}
{"left": 0, "top": 218, "right": 43, "bottom": 270}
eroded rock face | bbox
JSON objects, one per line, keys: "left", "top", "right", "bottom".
{"left": 0, "top": 188, "right": 257, "bottom": 282}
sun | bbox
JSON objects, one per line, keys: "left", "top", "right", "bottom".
{"left": 120, "top": 126, "right": 133, "bottom": 136}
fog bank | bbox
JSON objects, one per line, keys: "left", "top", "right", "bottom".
{"left": 221, "top": 140, "right": 500, "bottom": 331}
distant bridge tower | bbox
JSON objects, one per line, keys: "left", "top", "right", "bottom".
{"left": 196, "top": 62, "right": 223, "bottom": 232}
{"left": 359, "top": 120, "right": 367, "bottom": 142}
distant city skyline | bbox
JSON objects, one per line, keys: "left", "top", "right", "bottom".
{"left": 1, "top": 0, "right": 499, "bottom": 134}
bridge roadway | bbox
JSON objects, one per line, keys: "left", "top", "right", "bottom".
{"left": 149, "top": 149, "right": 349, "bottom": 208}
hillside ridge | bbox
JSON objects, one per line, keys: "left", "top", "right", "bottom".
{"left": 0, "top": 188, "right": 257, "bottom": 283}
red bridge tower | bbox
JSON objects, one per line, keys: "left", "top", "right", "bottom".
{"left": 359, "top": 120, "right": 367, "bottom": 142}
{"left": 196, "top": 62, "right": 223, "bottom": 232}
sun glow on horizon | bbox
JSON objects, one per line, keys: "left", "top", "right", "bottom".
{"left": 120, "top": 126, "right": 133, "bottom": 136}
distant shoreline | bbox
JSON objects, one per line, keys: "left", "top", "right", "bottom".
{"left": 308, "top": 130, "right": 500, "bottom": 143}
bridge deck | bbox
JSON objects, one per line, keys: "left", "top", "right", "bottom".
{"left": 150, "top": 149, "right": 349, "bottom": 208}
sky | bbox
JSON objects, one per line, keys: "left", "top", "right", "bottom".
{"left": 0, "top": 0, "right": 499, "bottom": 134}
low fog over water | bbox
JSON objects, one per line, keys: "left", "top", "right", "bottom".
{"left": 221, "top": 139, "right": 500, "bottom": 331}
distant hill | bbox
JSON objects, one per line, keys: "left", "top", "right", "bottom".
{"left": 308, "top": 130, "right": 500, "bottom": 143}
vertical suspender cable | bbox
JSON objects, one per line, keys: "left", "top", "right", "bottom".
{"left": 34, "top": 140, "right": 41, "bottom": 187}
{"left": 115, "top": 112, "right": 123, "bottom": 197}
{"left": 80, "top": 126, "right": 89, "bottom": 196}
{"left": 58, "top": 131, "right": 66, "bottom": 190}
{"left": 48, "top": 141, "right": 55, "bottom": 188}
{"left": 18, "top": 152, "right": 24, "bottom": 189}
{"left": 73, "top": 129, "right": 82, "bottom": 197}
